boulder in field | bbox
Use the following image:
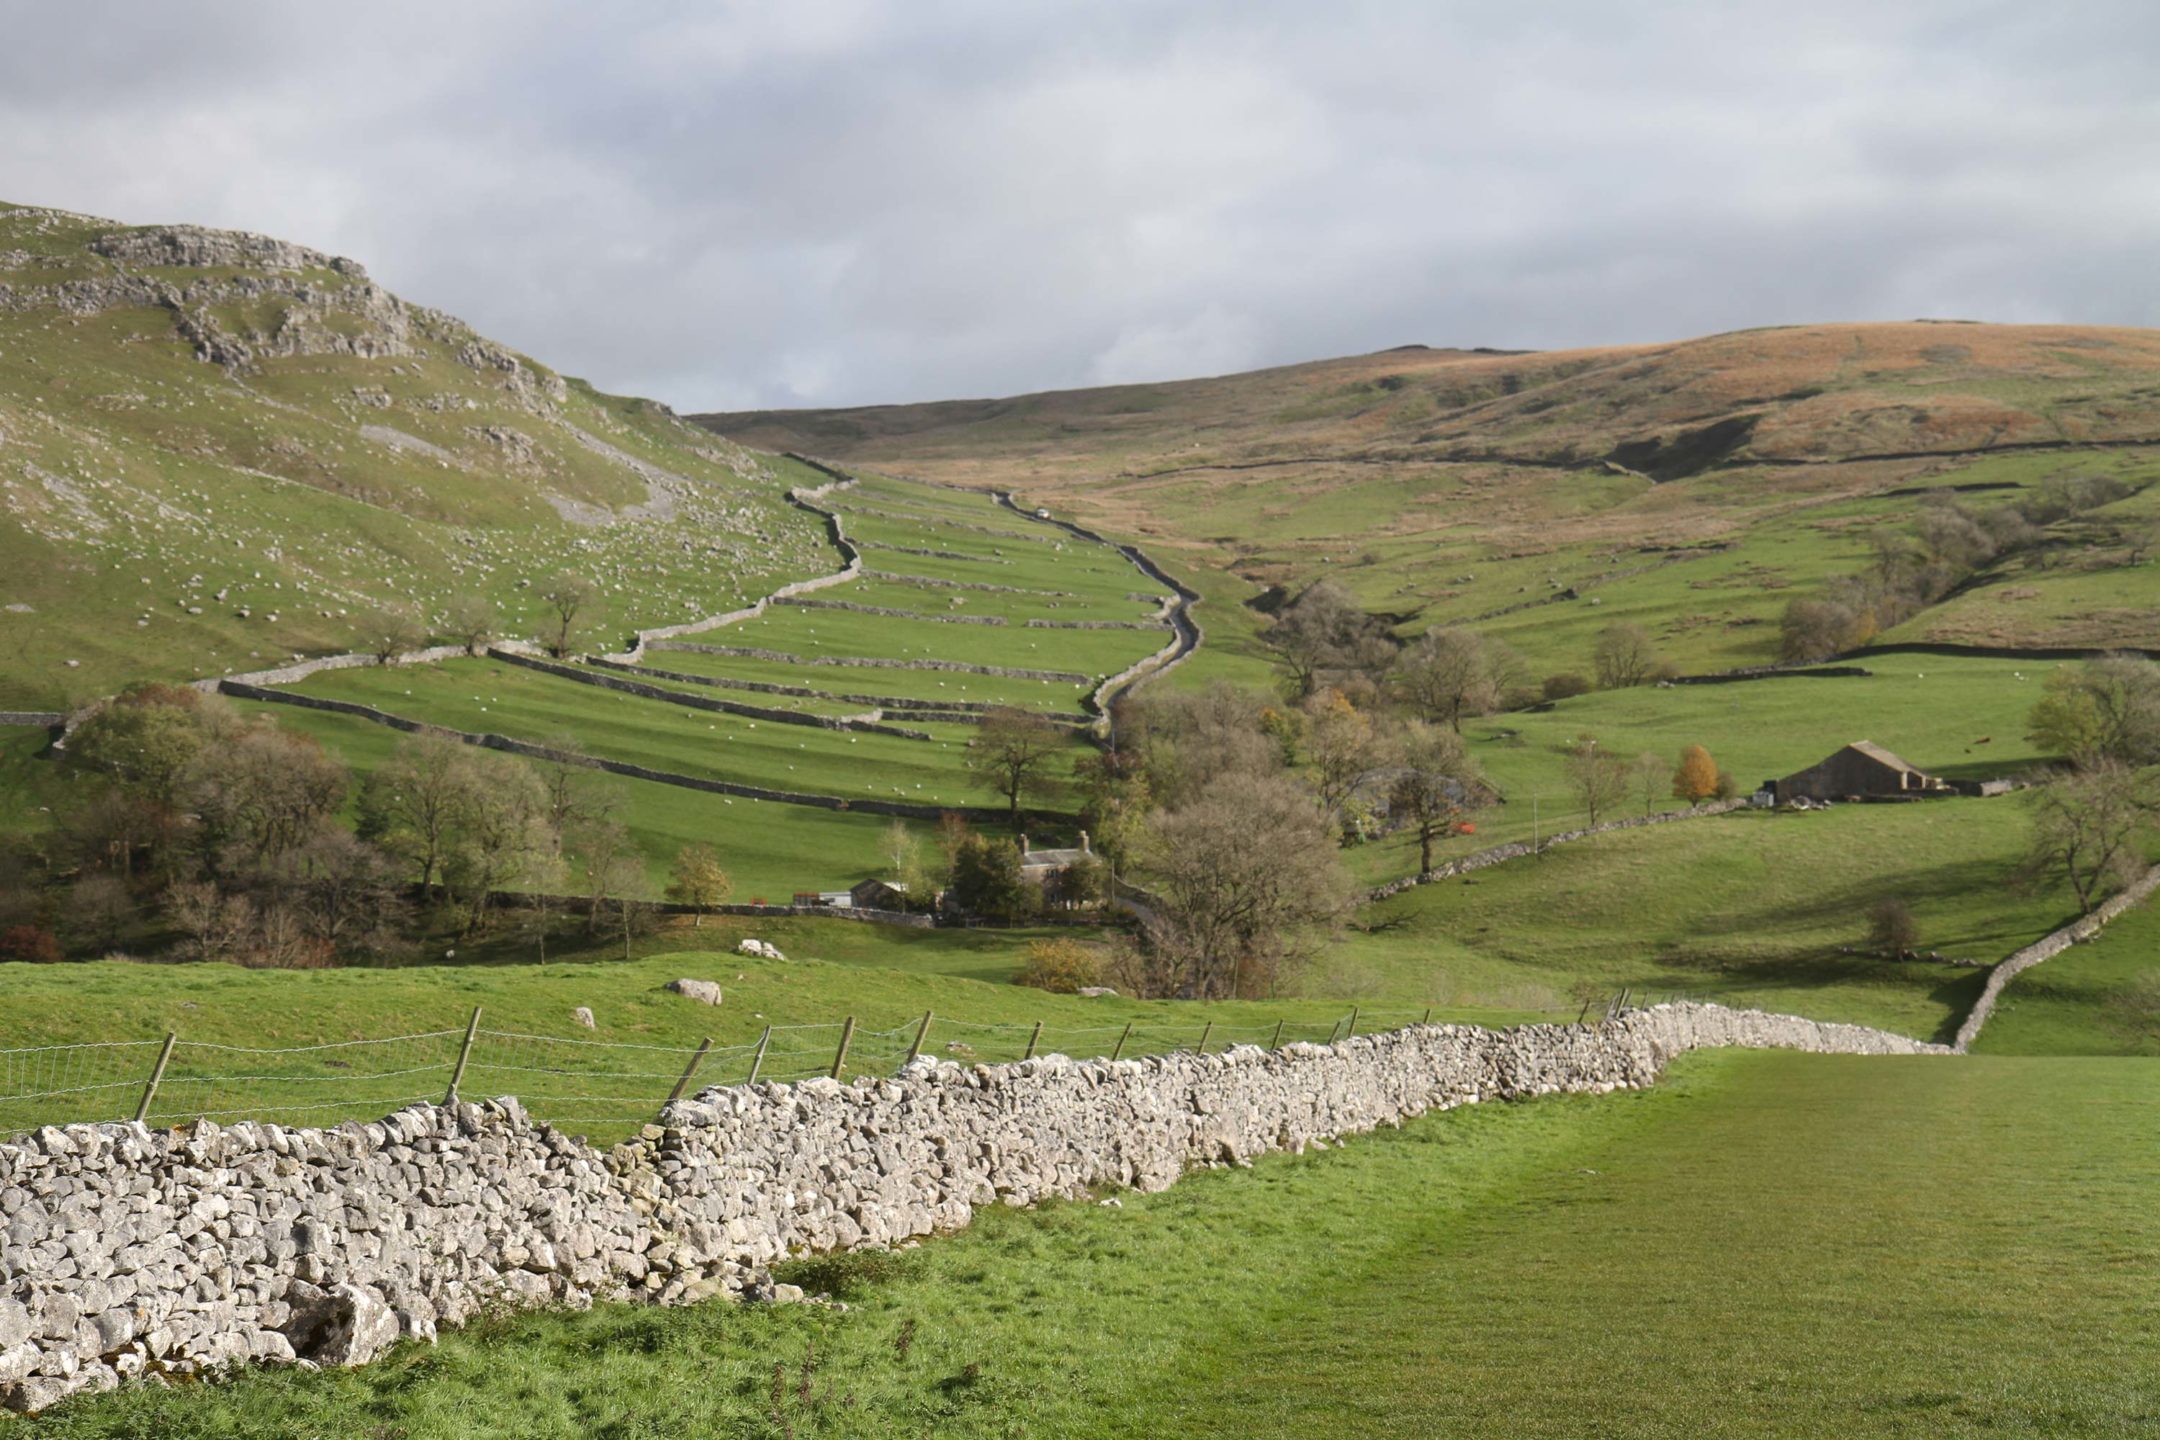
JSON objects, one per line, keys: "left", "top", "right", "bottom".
{"left": 667, "top": 979, "right": 723, "bottom": 1006}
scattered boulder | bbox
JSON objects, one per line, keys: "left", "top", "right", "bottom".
{"left": 571, "top": 1007, "right": 596, "bottom": 1030}
{"left": 665, "top": 979, "right": 723, "bottom": 1007}
{"left": 1076, "top": 986, "right": 1119, "bottom": 998}
{"left": 735, "top": 939, "right": 785, "bottom": 962}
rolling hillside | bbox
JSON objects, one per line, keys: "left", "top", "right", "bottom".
{"left": 699, "top": 324, "right": 2160, "bottom": 675}
{"left": 0, "top": 202, "right": 830, "bottom": 710}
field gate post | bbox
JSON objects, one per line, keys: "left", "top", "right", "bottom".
{"left": 1195, "top": 1021, "right": 1213, "bottom": 1054}
{"left": 830, "top": 1015, "right": 856, "bottom": 1079}
{"left": 664, "top": 1036, "right": 715, "bottom": 1110}
{"left": 1110, "top": 1021, "right": 1133, "bottom": 1061}
{"left": 1023, "top": 1020, "right": 1043, "bottom": 1059}
{"left": 906, "top": 1011, "right": 934, "bottom": 1065}
{"left": 747, "top": 1025, "right": 773, "bottom": 1083}
{"left": 444, "top": 1007, "right": 482, "bottom": 1105}
{"left": 134, "top": 1031, "right": 178, "bottom": 1125}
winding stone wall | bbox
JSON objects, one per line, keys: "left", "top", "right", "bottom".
{"left": 1366, "top": 800, "right": 1748, "bottom": 902}
{"left": 649, "top": 640, "right": 1088, "bottom": 684}
{"left": 482, "top": 647, "right": 930, "bottom": 740}
{"left": 0, "top": 1003, "right": 1940, "bottom": 1411}
{"left": 1951, "top": 865, "right": 2160, "bottom": 1050}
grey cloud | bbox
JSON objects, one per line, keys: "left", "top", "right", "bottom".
{"left": 2, "top": 0, "right": 2155, "bottom": 409}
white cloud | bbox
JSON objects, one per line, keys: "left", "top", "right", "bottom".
{"left": 1, "top": 1, "right": 2156, "bottom": 408}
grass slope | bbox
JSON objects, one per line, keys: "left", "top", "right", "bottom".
{"left": 701, "top": 326, "right": 2160, "bottom": 674}
{"left": 28, "top": 1051, "right": 2158, "bottom": 1438}
{"left": 0, "top": 202, "right": 828, "bottom": 710}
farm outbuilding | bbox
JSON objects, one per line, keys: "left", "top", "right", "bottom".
{"left": 1768, "top": 741, "right": 1948, "bottom": 804}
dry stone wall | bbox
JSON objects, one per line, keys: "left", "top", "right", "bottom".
{"left": 1951, "top": 865, "right": 2160, "bottom": 1050}
{"left": 0, "top": 1003, "right": 1940, "bottom": 1412}
{"left": 1366, "top": 799, "right": 1747, "bottom": 902}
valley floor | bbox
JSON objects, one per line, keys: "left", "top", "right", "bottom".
{"left": 20, "top": 1050, "right": 2159, "bottom": 1438}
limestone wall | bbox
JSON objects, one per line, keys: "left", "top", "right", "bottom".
{"left": 1951, "top": 865, "right": 2160, "bottom": 1050}
{"left": 0, "top": 1003, "right": 1941, "bottom": 1412}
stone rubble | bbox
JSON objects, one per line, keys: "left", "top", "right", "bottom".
{"left": 0, "top": 1004, "right": 1944, "bottom": 1413}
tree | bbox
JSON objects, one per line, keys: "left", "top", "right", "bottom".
{"left": 358, "top": 733, "right": 470, "bottom": 903}
{"left": 1261, "top": 580, "right": 1397, "bottom": 698}
{"left": 446, "top": 593, "right": 497, "bottom": 656}
{"left": 1779, "top": 597, "right": 1875, "bottom": 663}
{"left": 1671, "top": 745, "right": 1721, "bottom": 804}
{"left": 538, "top": 571, "right": 598, "bottom": 657}
{"left": 1122, "top": 683, "right": 1281, "bottom": 807}
{"left": 966, "top": 707, "right": 1064, "bottom": 823}
{"left": 441, "top": 752, "right": 553, "bottom": 932}
{"left": 1390, "top": 722, "right": 1495, "bottom": 876}
{"left": 2026, "top": 656, "right": 2160, "bottom": 768}
{"left": 666, "top": 844, "right": 732, "bottom": 926}
{"left": 1592, "top": 623, "right": 1662, "bottom": 690}
{"left": 1866, "top": 898, "right": 1920, "bottom": 959}
{"left": 1395, "top": 628, "right": 1500, "bottom": 732}
{"left": 284, "top": 829, "right": 408, "bottom": 959}
{"left": 1015, "top": 937, "right": 1104, "bottom": 993}
{"left": 64, "top": 873, "right": 135, "bottom": 954}
{"left": 1301, "top": 688, "right": 1382, "bottom": 824}
{"left": 949, "top": 835, "right": 1037, "bottom": 922}
{"left": 359, "top": 606, "right": 425, "bottom": 665}
{"left": 2019, "top": 762, "right": 2159, "bottom": 913}
{"left": 63, "top": 684, "right": 210, "bottom": 809}
{"left": 1633, "top": 752, "right": 1665, "bottom": 817}
{"left": 1564, "top": 734, "right": 1631, "bottom": 829}
{"left": 1140, "top": 772, "right": 1356, "bottom": 999}
{"left": 879, "top": 820, "right": 934, "bottom": 908}
{"left": 187, "top": 723, "right": 350, "bottom": 880}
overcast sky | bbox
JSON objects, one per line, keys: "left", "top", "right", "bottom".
{"left": 4, "top": 2, "right": 2156, "bottom": 410}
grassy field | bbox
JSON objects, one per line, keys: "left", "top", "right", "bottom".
{"left": 0, "top": 922, "right": 1496, "bottom": 1146}
{"left": 26, "top": 1050, "right": 2157, "bottom": 1438}
{"left": 1967, "top": 899, "right": 2160, "bottom": 1057}
{"left": 1314, "top": 804, "right": 2070, "bottom": 1041}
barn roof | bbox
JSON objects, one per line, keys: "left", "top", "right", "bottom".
{"left": 1845, "top": 740, "right": 1925, "bottom": 774}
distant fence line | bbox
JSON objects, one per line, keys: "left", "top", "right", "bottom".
{"left": 0, "top": 1002, "right": 1460, "bottom": 1146}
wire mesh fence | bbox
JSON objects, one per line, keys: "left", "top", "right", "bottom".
{"left": 0, "top": 1004, "right": 1461, "bottom": 1148}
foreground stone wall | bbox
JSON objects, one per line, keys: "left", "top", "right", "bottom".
{"left": 0, "top": 1004, "right": 1940, "bottom": 1412}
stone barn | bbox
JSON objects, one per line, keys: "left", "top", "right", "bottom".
{"left": 1769, "top": 741, "right": 1947, "bottom": 804}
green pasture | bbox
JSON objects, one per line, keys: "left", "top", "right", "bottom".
{"left": 635, "top": 645, "right": 1099, "bottom": 712}
{"left": 1317, "top": 802, "right": 2080, "bottom": 1042}
{"left": 220, "top": 700, "right": 951, "bottom": 899}
{"left": 1968, "top": 898, "right": 2160, "bottom": 1056}
{"left": 719, "top": 603, "right": 1168, "bottom": 676}
{"left": 31, "top": 1050, "right": 2158, "bottom": 1437}
{"left": 267, "top": 658, "right": 1065, "bottom": 811}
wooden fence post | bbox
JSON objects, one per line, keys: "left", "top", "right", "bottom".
{"left": 1194, "top": 1021, "right": 1213, "bottom": 1054}
{"left": 1325, "top": 1017, "right": 1344, "bottom": 1045}
{"left": 134, "top": 1032, "right": 177, "bottom": 1125}
{"left": 664, "top": 1037, "right": 714, "bottom": 1109}
{"left": 1270, "top": 1018, "right": 1285, "bottom": 1049}
{"left": 1345, "top": 1005, "right": 1360, "bottom": 1038}
{"left": 443, "top": 1007, "right": 482, "bottom": 1105}
{"left": 1023, "top": 1020, "right": 1043, "bottom": 1059}
{"left": 829, "top": 1016, "right": 856, "bottom": 1079}
{"left": 1110, "top": 1021, "right": 1133, "bottom": 1061}
{"left": 747, "top": 1025, "right": 773, "bottom": 1083}
{"left": 906, "top": 1011, "right": 934, "bottom": 1065}
{"left": 1420, "top": 1007, "right": 1433, "bottom": 1026}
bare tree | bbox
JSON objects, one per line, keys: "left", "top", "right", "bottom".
{"left": 2019, "top": 762, "right": 2159, "bottom": 913}
{"left": 1140, "top": 772, "right": 1357, "bottom": 999}
{"left": 1634, "top": 751, "right": 1665, "bottom": 817}
{"left": 443, "top": 751, "right": 553, "bottom": 933}
{"left": 359, "top": 606, "right": 426, "bottom": 666}
{"left": 357, "top": 733, "right": 470, "bottom": 904}
{"left": 1592, "top": 623, "right": 1662, "bottom": 690}
{"left": 1564, "top": 734, "right": 1632, "bottom": 829}
{"left": 1395, "top": 628, "right": 1502, "bottom": 732}
{"left": 1261, "top": 580, "right": 1397, "bottom": 698}
{"left": 446, "top": 593, "right": 497, "bottom": 656}
{"left": 538, "top": 571, "right": 598, "bottom": 657}
{"left": 1391, "top": 722, "right": 1495, "bottom": 876}
{"left": 187, "top": 724, "right": 350, "bottom": 880}
{"left": 967, "top": 707, "right": 1065, "bottom": 823}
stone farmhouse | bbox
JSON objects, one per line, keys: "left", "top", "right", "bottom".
{"left": 1766, "top": 741, "right": 1949, "bottom": 805}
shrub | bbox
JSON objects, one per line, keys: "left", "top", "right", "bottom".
{"left": 0, "top": 924, "right": 62, "bottom": 963}
{"left": 1671, "top": 745, "right": 1720, "bottom": 803}
{"left": 1866, "top": 898, "right": 1920, "bottom": 959}
{"left": 1542, "top": 672, "right": 1593, "bottom": 702}
{"left": 1016, "top": 937, "right": 1104, "bottom": 993}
